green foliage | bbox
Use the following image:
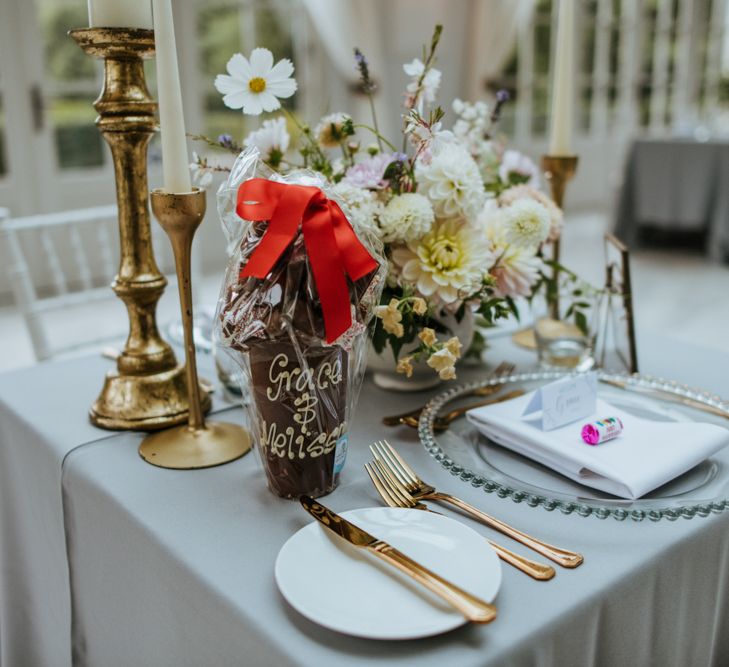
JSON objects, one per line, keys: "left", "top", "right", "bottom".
{"left": 537, "top": 259, "right": 603, "bottom": 337}
{"left": 464, "top": 329, "right": 487, "bottom": 361}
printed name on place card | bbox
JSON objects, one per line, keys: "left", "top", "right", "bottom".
{"left": 522, "top": 372, "right": 597, "bottom": 431}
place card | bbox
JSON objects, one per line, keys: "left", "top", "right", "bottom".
{"left": 522, "top": 372, "right": 597, "bottom": 431}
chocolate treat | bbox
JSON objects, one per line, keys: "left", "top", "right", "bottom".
{"left": 214, "top": 160, "right": 386, "bottom": 500}
{"left": 247, "top": 338, "right": 349, "bottom": 498}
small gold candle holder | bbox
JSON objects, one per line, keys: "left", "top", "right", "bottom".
{"left": 542, "top": 154, "right": 578, "bottom": 319}
{"left": 139, "top": 189, "right": 251, "bottom": 469}
{"left": 70, "top": 27, "right": 203, "bottom": 430}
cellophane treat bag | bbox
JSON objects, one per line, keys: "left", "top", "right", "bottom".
{"left": 215, "top": 148, "right": 386, "bottom": 498}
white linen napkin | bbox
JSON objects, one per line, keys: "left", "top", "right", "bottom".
{"left": 466, "top": 391, "right": 729, "bottom": 499}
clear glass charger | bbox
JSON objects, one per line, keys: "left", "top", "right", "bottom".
{"left": 418, "top": 370, "right": 729, "bottom": 521}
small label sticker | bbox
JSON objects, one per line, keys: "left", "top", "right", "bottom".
{"left": 522, "top": 372, "right": 597, "bottom": 431}
{"left": 333, "top": 434, "right": 349, "bottom": 474}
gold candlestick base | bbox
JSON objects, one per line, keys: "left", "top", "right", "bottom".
{"left": 139, "top": 189, "right": 251, "bottom": 469}
{"left": 139, "top": 422, "right": 251, "bottom": 470}
{"left": 70, "top": 27, "right": 201, "bottom": 431}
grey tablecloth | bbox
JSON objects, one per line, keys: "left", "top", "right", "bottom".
{"left": 614, "top": 138, "right": 729, "bottom": 261}
{"left": 2, "top": 335, "right": 729, "bottom": 666}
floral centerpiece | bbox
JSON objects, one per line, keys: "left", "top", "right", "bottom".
{"left": 192, "top": 26, "right": 562, "bottom": 383}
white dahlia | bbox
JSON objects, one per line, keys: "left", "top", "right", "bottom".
{"left": 378, "top": 193, "right": 434, "bottom": 243}
{"left": 500, "top": 199, "right": 551, "bottom": 248}
{"left": 491, "top": 245, "right": 543, "bottom": 298}
{"left": 415, "top": 144, "right": 486, "bottom": 220}
{"left": 498, "top": 184, "right": 563, "bottom": 242}
{"left": 479, "top": 207, "right": 543, "bottom": 298}
{"left": 391, "top": 218, "right": 493, "bottom": 304}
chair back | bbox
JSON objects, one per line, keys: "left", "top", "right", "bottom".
{"left": 1, "top": 205, "right": 177, "bottom": 361}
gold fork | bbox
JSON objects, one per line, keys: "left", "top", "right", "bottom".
{"left": 365, "top": 460, "right": 555, "bottom": 581}
{"left": 371, "top": 440, "right": 584, "bottom": 569}
{"left": 382, "top": 361, "right": 516, "bottom": 427}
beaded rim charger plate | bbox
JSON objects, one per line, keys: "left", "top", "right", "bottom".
{"left": 418, "top": 370, "right": 729, "bottom": 522}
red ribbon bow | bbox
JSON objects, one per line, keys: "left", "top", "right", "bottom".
{"left": 236, "top": 178, "right": 378, "bottom": 343}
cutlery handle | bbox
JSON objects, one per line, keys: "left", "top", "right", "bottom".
{"left": 487, "top": 541, "right": 555, "bottom": 581}
{"left": 368, "top": 541, "right": 497, "bottom": 624}
{"left": 440, "top": 389, "right": 526, "bottom": 425}
{"left": 433, "top": 493, "right": 584, "bottom": 568}
{"left": 382, "top": 386, "right": 501, "bottom": 427}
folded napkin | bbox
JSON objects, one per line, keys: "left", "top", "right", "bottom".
{"left": 467, "top": 391, "right": 729, "bottom": 499}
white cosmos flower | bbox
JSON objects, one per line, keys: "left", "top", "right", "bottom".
{"left": 243, "top": 117, "right": 290, "bottom": 166}
{"left": 215, "top": 48, "right": 297, "bottom": 116}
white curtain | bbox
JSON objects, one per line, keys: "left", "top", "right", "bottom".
{"left": 300, "top": 0, "right": 392, "bottom": 138}
{"left": 466, "top": 0, "right": 536, "bottom": 99}
{"left": 300, "top": 0, "right": 536, "bottom": 142}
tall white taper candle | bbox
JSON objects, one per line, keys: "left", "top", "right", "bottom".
{"left": 548, "top": 0, "right": 575, "bottom": 155}
{"left": 87, "top": 0, "right": 153, "bottom": 29}
{"left": 152, "top": 0, "right": 192, "bottom": 193}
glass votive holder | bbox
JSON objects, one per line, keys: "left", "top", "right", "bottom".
{"left": 535, "top": 317, "right": 596, "bottom": 371}
{"left": 535, "top": 276, "right": 606, "bottom": 372}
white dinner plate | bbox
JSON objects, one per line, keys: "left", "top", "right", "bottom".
{"left": 274, "top": 507, "right": 501, "bottom": 639}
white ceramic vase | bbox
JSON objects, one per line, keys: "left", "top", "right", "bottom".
{"left": 368, "top": 309, "right": 475, "bottom": 392}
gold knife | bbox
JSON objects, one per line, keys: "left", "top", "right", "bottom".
{"left": 299, "top": 496, "right": 497, "bottom": 624}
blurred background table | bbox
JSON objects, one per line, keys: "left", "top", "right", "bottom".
{"left": 614, "top": 137, "right": 729, "bottom": 261}
{"left": 2, "top": 335, "right": 729, "bottom": 666}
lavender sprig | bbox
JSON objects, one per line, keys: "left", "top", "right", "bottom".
{"left": 354, "top": 48, "right": 376, "bottom": 95}
{"left": 188, "top": 132, "right": 243, "bottom": 155}
{"left": 354, "top": 47, "right": 383, "bottom": 150}
{"left": 490, "top": 89, "right": 510, "bottom": 124}
{"left": 484, "top": 89, "right": 510, "bottom": 139}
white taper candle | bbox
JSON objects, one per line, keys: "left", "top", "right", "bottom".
{"left": 87, "top": 0, "right": 153, "bottom": 29}
{"left": 548, "top": 0, "right": 575, "bottom": 155}
{"left": 152, "top": 0, "right": 192, "bottom": 193}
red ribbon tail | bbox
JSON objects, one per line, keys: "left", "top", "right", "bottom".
{"left": 303, "top": 203, "right": 352, "bottom": 343}
{"left": 329, "top": 201, "right": 379, "bottom": 281}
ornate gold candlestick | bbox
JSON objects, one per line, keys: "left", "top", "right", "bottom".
{"left": 139, "top": 190, "right": 251, "bottom": 469}
{"left": 542, "top": 154, "right": 578, "bottom": 319}
{"left": 70, "top": 27, "right": 203, "bottom": 430}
